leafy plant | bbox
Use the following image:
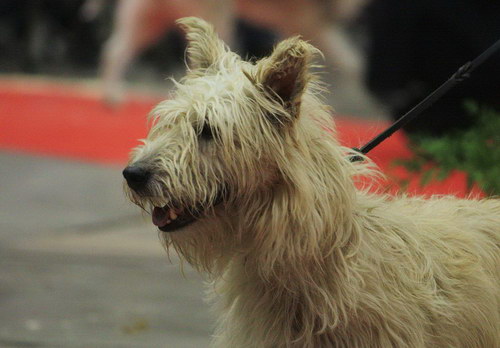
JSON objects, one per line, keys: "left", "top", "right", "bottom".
{"left": 397, "top": 102, "right": 500, "bottom": 196}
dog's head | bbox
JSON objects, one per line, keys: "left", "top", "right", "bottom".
{"left": 124, "top": 17, "right": 320, "bottom": 224}
{"left": 122, "top": 17, "right": 342, "bottom": 270}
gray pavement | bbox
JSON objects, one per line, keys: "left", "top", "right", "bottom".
{"left": 0, "top": 152, "right": 213, "bottom": 347}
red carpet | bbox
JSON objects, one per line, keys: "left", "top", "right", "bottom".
{"left": 0, "top": 79, "right": 155, "bottom": 164}
{"left": 0, "top": 78, "right": 480, "bottom": 197}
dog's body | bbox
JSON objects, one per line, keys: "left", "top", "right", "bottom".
{"left": 123, "top": 18, "right": 500, "bottom": 347}
{"left": 211, "top": 196, "right": 500, "bottom": 347}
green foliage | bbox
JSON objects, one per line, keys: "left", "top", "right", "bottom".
{"left": 399, "top": 102, "right": 500, "bottom": 196}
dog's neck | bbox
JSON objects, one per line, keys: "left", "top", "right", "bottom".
{"left": 235, "top": 109, "right": 360, "bottom": 261}
{"left": 216, "top": 209, "right": 362, "bottom": 346}
{"left": 222, "top": 129, "right": 360, "bottom": 307}
{"left": 235, "top": 177, "right": 359, "bottom": 277}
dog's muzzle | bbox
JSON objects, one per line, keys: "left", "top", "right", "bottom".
{"left": 123, "top": 164, "right": 227, "bottom": 233}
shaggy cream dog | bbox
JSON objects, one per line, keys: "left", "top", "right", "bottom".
{"left": 123, "top": 17, "right": 500, "bottom": 348}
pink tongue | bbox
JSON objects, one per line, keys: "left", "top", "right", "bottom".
{"left": 152, "top": 207, "right": 170, "bottom": 227}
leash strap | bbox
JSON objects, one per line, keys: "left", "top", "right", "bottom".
{"left": 350, "top": 38, "right": 500, "bottom": 162}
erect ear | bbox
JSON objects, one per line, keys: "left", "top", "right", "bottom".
{"left": 255, "top": 37, "right": 316, "bottom": 118}
{"left": 176, "top": 17, "right": 228, "bottom": 70}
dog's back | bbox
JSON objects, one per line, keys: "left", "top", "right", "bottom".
{"left": 355, "top": 194, "right": 500, "bottom": 347}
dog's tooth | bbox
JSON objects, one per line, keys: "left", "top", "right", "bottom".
{"left": 170, "top": 210, "right": 178, "bottom": 220}
{"left": 169, "top": 209, "right": 179, "bottom": 220}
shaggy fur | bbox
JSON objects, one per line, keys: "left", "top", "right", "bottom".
{"left": 124, "top": 17, "right": 500, "bottom": 348}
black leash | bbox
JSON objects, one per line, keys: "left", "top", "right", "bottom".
{"left": 350, "top": 38, "right": 500, "bottom": 162}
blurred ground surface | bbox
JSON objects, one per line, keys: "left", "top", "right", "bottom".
{"left": 0, "top": 152, "right": 212, "bottom": 347}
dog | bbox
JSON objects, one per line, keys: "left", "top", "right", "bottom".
{"left": 123, "top": 17, "right": 500, "bottom": 348}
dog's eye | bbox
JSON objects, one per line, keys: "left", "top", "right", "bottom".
{"left": 199, "top": 123, "right": 214, "bottom": 140}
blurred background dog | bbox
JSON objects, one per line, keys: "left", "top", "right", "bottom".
{"left": 99, "top": 0, "right": 369, "bottom": 105}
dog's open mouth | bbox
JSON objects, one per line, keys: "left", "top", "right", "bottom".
{"left": 151, "top": 191, "right": 225, "bottom": 232}
{"left": 152, "top": 206, "right": 199, "bottom": 232}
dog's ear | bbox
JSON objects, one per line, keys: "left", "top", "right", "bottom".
{"left": 255, "top": 37, "right": 316, "bottom": 119}
{"left": 176, "top": 17, "right": 227, "bottom": 70}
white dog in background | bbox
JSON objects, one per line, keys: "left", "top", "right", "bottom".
{"left": 98, "top": 0, "right": 368, "bottom": 105}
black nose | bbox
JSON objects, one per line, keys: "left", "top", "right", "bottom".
{"left": 123, "top": 165, "right": 151, "bottom": 191}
